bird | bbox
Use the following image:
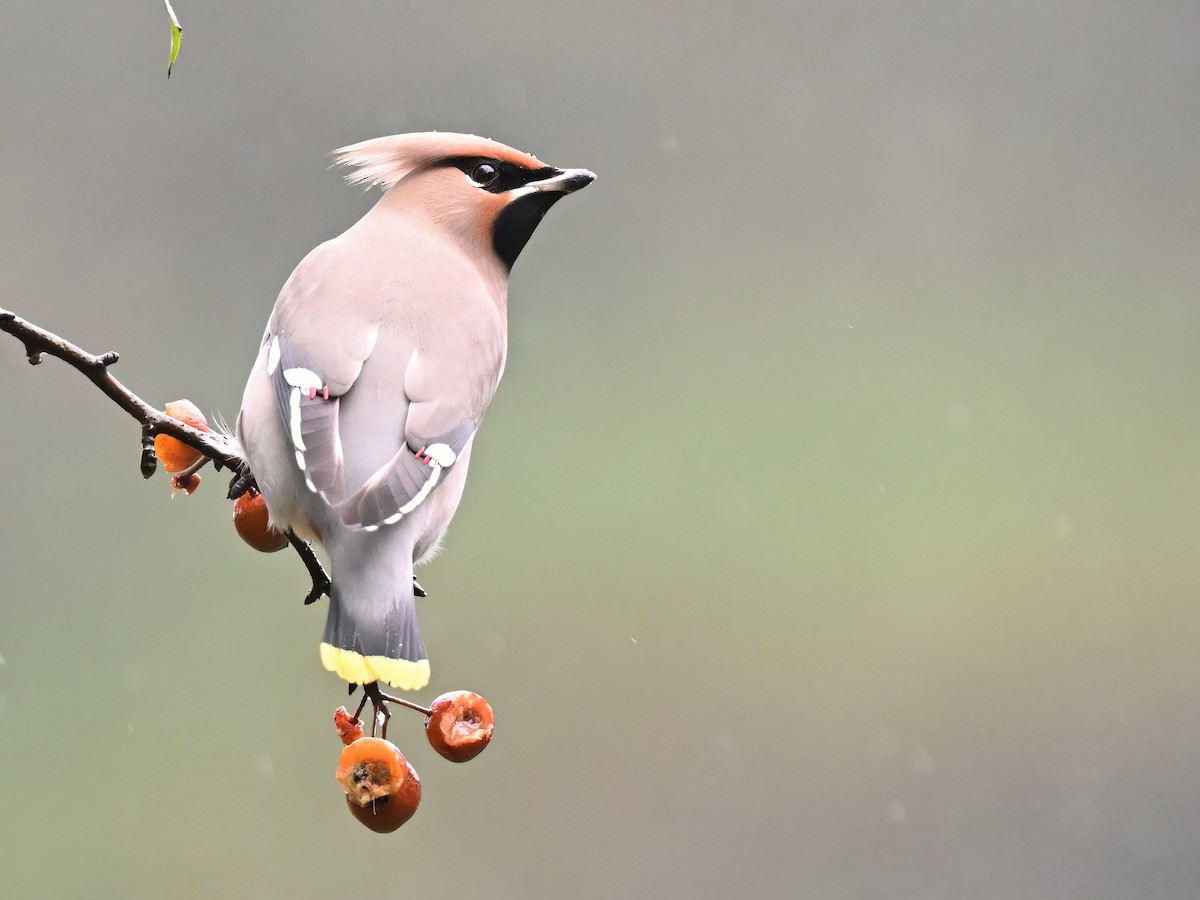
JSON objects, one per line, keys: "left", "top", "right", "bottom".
{"left": 235, "top": 132, "right": 593, "bottom": 690}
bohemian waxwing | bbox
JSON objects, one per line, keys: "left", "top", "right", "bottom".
{"left": 235, "top": 132, "right": 593, "bottom": 690}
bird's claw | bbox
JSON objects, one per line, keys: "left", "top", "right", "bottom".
{"left": 303, "top": 575, "right": 332, "bottom": 605}
{"left": 227, "top": 468, "right": 258, "bottom": 500}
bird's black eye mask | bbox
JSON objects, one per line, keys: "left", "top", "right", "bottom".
{"left": 446, "top": 157, "right": 559, "bottom": 194}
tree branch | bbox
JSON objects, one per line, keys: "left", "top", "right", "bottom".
{"left": 0, "top": 307, "right": 241, "bottom": 470}
{"left": 0, "top": 306, "right": 331, "bottom": 605}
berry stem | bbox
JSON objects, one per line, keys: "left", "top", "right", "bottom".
{"left": 351, "top": 692, "right": 369, "bottom": 724}
{"left": 174, "top": 454, "right": 211, "bottom": 482}
{"left": 373, "top": 704, "right": 390, "bottom": 740}
{"left": 379, "top": 692, "right": 433, "bottom": 717}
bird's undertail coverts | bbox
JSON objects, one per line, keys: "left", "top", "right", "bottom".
{"left": 320, "top": 537, "right": 430, "bottom": 690}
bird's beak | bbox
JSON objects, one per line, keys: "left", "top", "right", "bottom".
{"left": 542, "top": 168, "right": 596, "bottom": 193}
{"left": 514, "top": 168, "right": 596, "bottom": 198}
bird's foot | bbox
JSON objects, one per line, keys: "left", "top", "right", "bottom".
{"left": 349, "top": 681, "right": 434, "bottom": 739}
{"left": 227, "top": 467, "right": 258, "bottom": 500}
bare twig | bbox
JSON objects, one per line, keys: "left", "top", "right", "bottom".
{"left": 0, "top": 307, "right": 240, "bottom": 469}
{"left": 0, "top": 306, "right": 331, "bottom": 605}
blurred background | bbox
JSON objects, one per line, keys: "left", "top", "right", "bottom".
{"left": 1, "top": 2, "right": 1199, "bottom": 897}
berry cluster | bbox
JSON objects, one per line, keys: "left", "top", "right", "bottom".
{"left": 156, "top": 398, "right": 289, "bottom": 551}
{"left": 158, "top": 397, "right": 496, "bottom": 832}
{"left": 334, "top": 690, "right": 495, "bottom": 832}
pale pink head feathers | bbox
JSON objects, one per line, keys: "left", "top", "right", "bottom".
{"left": 334, "top": 132, "right": 549, "bottom": 191}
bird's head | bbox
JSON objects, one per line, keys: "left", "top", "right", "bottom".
{"left": 335, "top": 132, "right": 594, "bottom": 271}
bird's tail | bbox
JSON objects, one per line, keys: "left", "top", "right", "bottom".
{"left": 318, "top": 533, "right": 430, "bottom": 690}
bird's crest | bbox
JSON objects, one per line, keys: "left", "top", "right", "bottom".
{"left": 334, "top": 132, "right": 548, "bottom": 190}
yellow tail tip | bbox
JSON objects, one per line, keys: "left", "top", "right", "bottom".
{"left": 319, "top": 643, "right": 431, "bottom": 691}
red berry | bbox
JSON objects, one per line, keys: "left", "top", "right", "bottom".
{"left": 154, "top": 400, "right": 210, "bottom": 473}
{"left": 336, "top": 737, "right": 421, "bottom": 832}
{"left": 232, "top": 488, "right": 288, "bottom": 552}
{"left": 425, "top": 691, "right": 494, "bottom": 763}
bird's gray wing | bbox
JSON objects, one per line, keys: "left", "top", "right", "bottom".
{"left": 337, "top": 417, "right": 477, "bottom": 531}
{"left": 266, "top": 324, "right": 483, "bottom": 529}
{"left": 266, "top": 330, "right": 374, "bottom": 506}
{"left": 264, "top": 237, "right": 499, "bottom": 530}
{"left": 270, "top": 328, "right": 480, "bottom": 532}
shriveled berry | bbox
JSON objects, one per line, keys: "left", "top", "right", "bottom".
{"left": 333, "top": 706, "right": 364, "bottom": 746}
{"left": 171, "top": 472, "right": 201, "bottom": 496}
{"left": 425, "top": 691, "right": 494, "bottom": 763}
{"left": 344, "top": 757, "right": 420, "bottom": 833}
{"left": 336, "top": 737, "right": 421, "bottom": 832}
{"left": 233, "top": 488, "right": 288, "bottom": 552}
{"left": 155, "top": 400, "right": 210, "bottom": 473}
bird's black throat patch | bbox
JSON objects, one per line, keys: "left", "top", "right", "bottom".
{"left": 492, "top": 192, "right": 565, "bottom": 270}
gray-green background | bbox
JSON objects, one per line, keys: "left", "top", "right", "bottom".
{"left": 2, "top": 2, "right": 1199, "bottom": 897}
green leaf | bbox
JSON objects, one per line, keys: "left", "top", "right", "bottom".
{"left": 164, "top": 0, "right": 182, "bottom": 78}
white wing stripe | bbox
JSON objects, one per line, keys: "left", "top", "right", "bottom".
{"left": 398, "top": 463, "right": 442, "bottom": 515}
{"left": 423, "top": 442, "right": 456, "bottom": 466}
{"left": 283, "top": 367, "right": 323, "bottom": 391}
{"left": 266, "top": 336, "right": 282, "bottom": 374}
{"left": 289, "top": 388, "right": 306, "bottom": 451}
